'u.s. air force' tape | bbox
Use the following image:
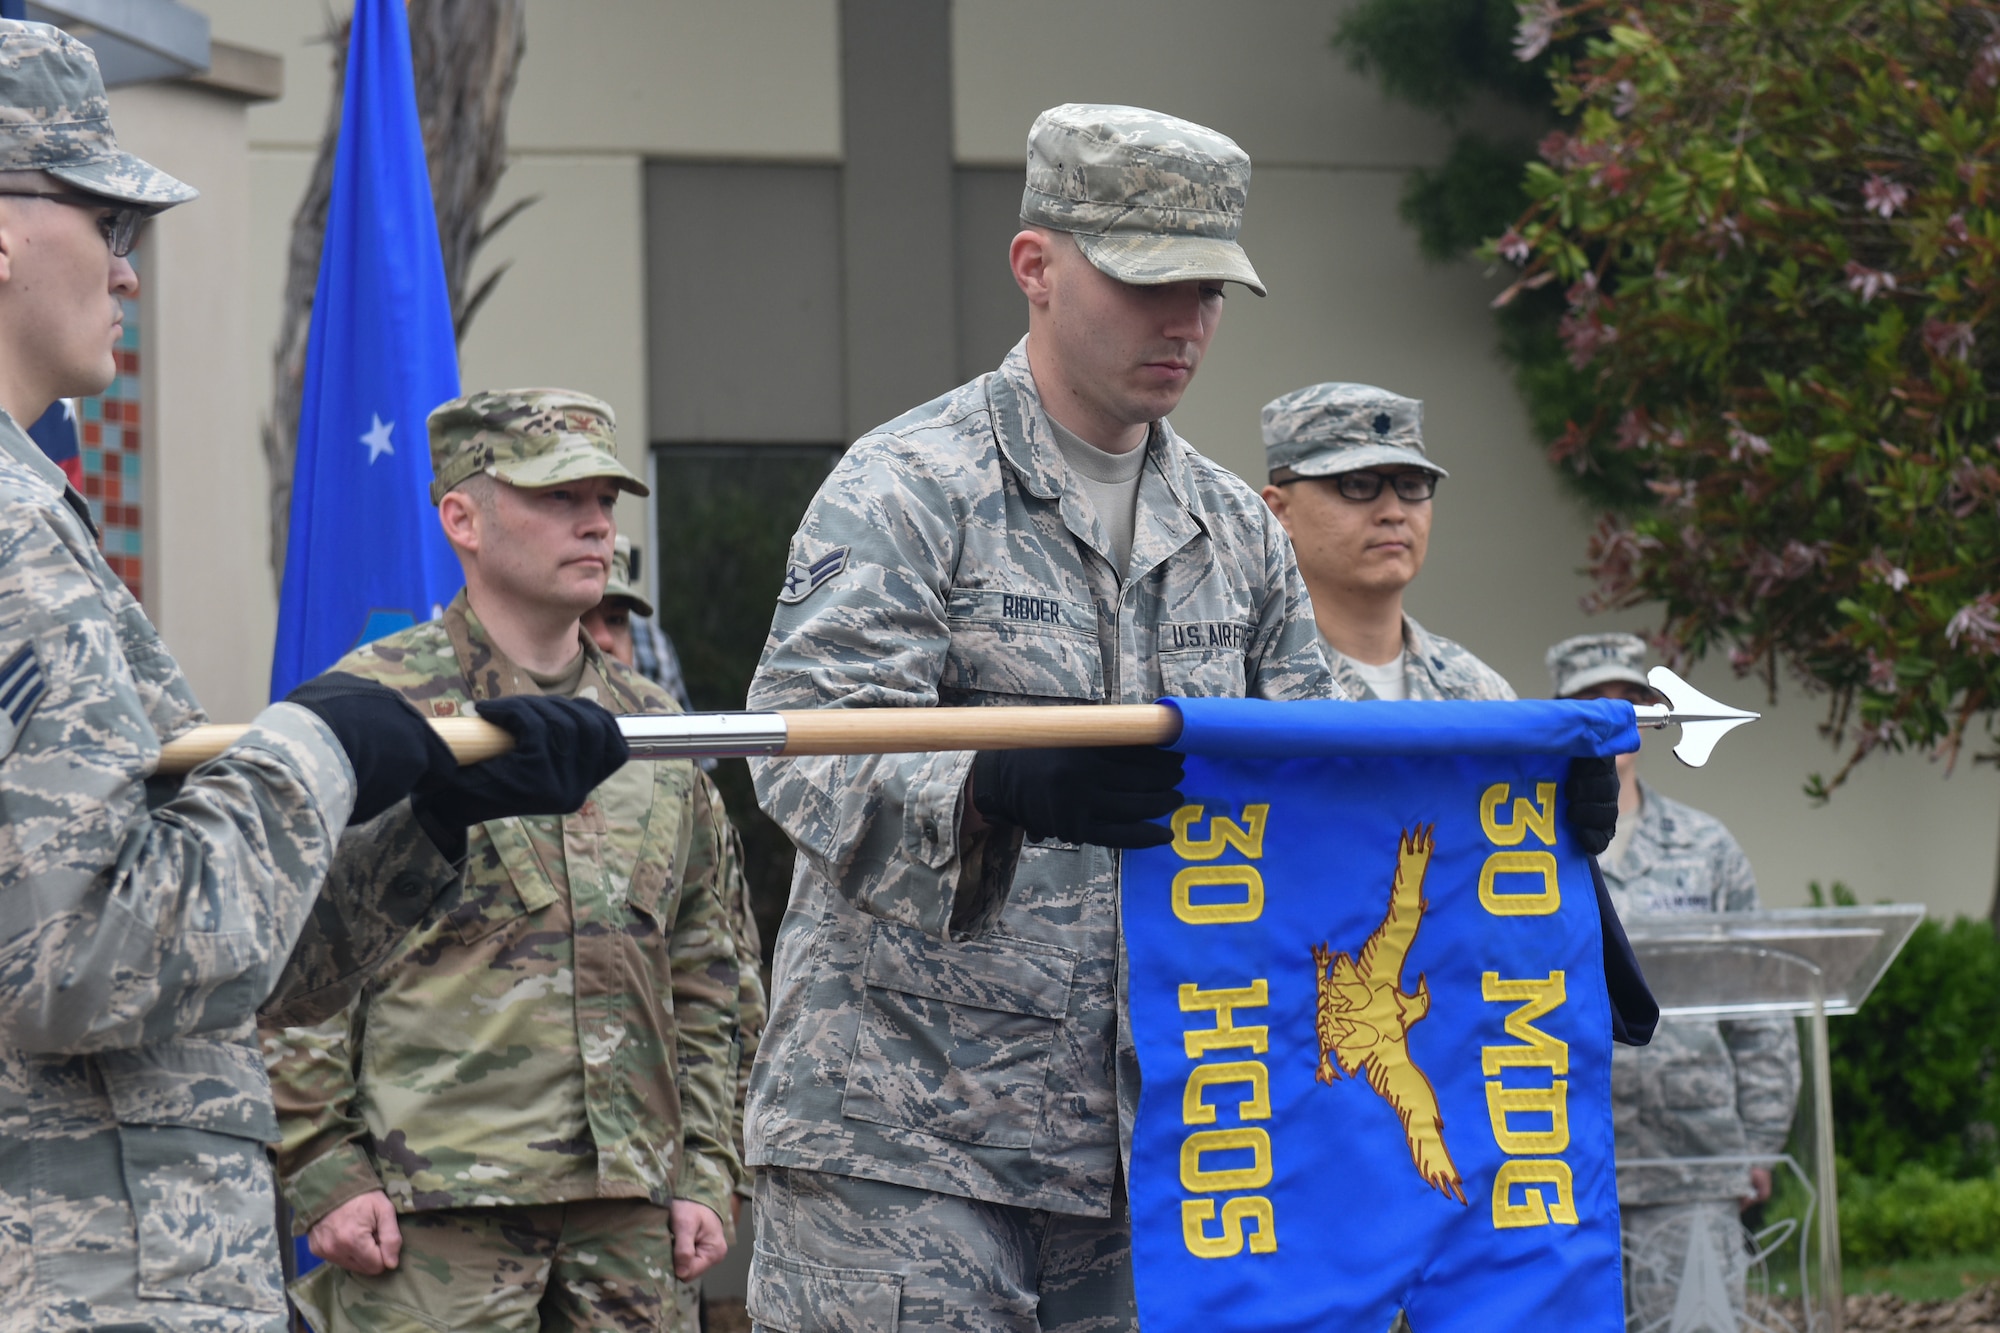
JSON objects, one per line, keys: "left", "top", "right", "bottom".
{"left": 777, "top": 545, "right": 850, "bottom": 604}
{"left": 0, "top": 641, "right": 46, "bottom": 760}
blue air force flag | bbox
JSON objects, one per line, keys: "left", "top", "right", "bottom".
{"left": 269, "top": 0, "right": 463, "bottom": 699}
{"left": 1124, "top": 698, "right": 1638, "bottom": 1331}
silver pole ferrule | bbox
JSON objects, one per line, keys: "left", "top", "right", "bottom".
{"left": 618, "top": 712, "right": 789, "bottom": 759}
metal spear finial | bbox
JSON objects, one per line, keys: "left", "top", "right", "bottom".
{"left": 1630, "top": 666, "right": 1761, "bottom": 767}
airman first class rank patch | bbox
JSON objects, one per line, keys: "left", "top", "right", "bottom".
{"left": 778, "top": 545, "right": 850, "bottom": 604}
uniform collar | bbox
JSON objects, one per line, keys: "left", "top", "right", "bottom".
{"left": 442, "top": 589, "right": 612, "bottom": 706}
{"left": 0, "top": 405, "right": 98, "bottom": 539}
{"left": 1319, "top": 613, "right": 1429, "bottom": 701}
{"left": 986, "top": 337, "right": 1204, "bottom": 576}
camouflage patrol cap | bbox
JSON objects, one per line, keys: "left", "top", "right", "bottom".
{"left": 0, "top": 21, "right": 196, "bottom": 208}
{"left": 602, "top": 533, "right": 653, "bottom": 618}
{"left": 1021, "top": 103, "right": 1265, "bottom": 297}
{"left": 1547, "top": 632, "right": 1658, "bottom": 700}
{"left": 427, "top": 388, "right": 649, "bottom": 504}
{"left": 1261, "top": 382, "right": 1445, "bottom": 480}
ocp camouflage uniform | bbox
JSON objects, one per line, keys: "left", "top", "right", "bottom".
{"left": 743, "top": 333, "right": 1335, "bottom": 1324}
{"left": 0, "top": 407, "right": 458, "bottom": 1332}
{"left": 671, "top": 821, "right": 764, "bottom": 1333}
{"left": 1604, "top": 782, "right": 1801, "bottom": 1330}
{"left": 262, "top": 594, "right": 741, "bottom": 1332}
{"left": 1319, "top": 616, "right": 1515, "bottom": 703}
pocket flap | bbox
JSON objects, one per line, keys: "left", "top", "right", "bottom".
{"left": 98, "top": 1036, "right": 281, "bottom": 1141}
{"left": 481, "top": 816, "right": 563, "bottom": 913}
{"left": 748, "top": 1248, "right": 902, "bottom": 1333}
{"left": 865, "top": 922, "right": 1076, "bottom": 1019}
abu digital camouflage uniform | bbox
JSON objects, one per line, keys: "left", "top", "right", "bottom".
{"left": 1606, "top": 786, "right": 1800, "bottom": 1211}
{"left": 1319, "top": 616, "right": 1515, "bottom": 703}
{"left": 1605, "top": 783, "right": 1801, "bottom": 1325}
{"left": 743, "top": 332, "right": 1333, "bottom": 1314}
{"left": 263, "top": 594, "right": 741, "bottom": 1328}
{"left": 0, "top": 404, "right": 459, "bottom": 1333}
{"left": 0, "top": 25, "right": 464, "bottom": 1330}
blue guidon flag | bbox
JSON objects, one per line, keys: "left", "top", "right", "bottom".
{"left": 1124, "top": 697, "right": 1637, "bottom": 1331}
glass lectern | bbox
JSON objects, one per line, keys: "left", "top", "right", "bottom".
{"left": 1620, "top": 905, "right": 1925, "bottom": 1333}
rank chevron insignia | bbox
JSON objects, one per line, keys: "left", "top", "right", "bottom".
{"left": 1311, "top": 824, "right": 1467, "bottom": 1205}
{"left": 777, "top": 545, "right": 850, "bottom": 605}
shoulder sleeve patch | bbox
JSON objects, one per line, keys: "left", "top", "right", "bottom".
{"left": 0, "top": 640, "right": 47, "bottom": 760}
{"left": 777, "top": 545, "right": 850, "bottom": 605}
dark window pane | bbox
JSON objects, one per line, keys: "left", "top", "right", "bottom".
{"left": 653, "top": 443, "right": 842, "bottom": 958}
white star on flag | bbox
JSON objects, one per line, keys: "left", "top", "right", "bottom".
{"left": 360, "top": 413, "right": 395, "bottom": 464}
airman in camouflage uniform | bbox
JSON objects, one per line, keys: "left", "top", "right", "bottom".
{"left": 1549, "top": 633, "right": 1801, "bottom": 1331}
{"left": 743, "top": 104, "right": 1335, "bottom": 1332}
{"left": 1260, "top": 382, "right": 1516, "bottom": 703}
{"left": 0, "top": 24, "right": 557, "bottom": 1332}
{"left": 262, "top": 391, "right": 742, "bottom": 1332}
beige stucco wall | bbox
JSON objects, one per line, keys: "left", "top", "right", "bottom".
{"left": 149, "top": 0, "right": 1995, "bottom": 918}
{"left": 108, "top": 80, "right": 275, "bottom": 724}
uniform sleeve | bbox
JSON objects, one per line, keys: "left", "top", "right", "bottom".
{"left": 1249, "top": 508, "right": 1344, "bottom": 703}
{"left": 721, "top": 817, "right": 765, "bottom": 1199}
{"left": 0, "top": 700, "right": 357, "bottom": 1054}
{"left": 670, "top": 774, "right": 744, "bottom": 1218}
{"left": 258, "top": 801, "right": 461, "bottom": 1029}
{"left": 263, "top": 1007, "right": 385, "bottom": 1228}
{"left": 1714, "top": 836, "right": 1802, "bottom": 1152}
{"left": 747, "top": 438, "right": 1023, "bottom": 940}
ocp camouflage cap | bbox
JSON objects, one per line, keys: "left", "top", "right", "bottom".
{"left": 427, "top": 388, "right": 649, "bottom": 504}
{"left": 602, "top": 533, "right": 653, "bottom": 618}
{"left": 1261, "top": 382, "right": 1445, "bottom": 480}
{"left": 1021, "top": 103, "right": 1265, "bottom": 297}
{"left": 0, "top": 21, "right": 196, "bottom": 208}
{"left": 1546, "top": 632, "right": 1657, "bottom": 700}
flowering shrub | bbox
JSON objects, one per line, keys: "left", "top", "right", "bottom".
{"left": 1492, "top": 0, "right": 2000, "bottom": 789}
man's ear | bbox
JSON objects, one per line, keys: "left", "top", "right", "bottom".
{"left": 437, "top": 491, "right": 479, "bottom": 554}
{"left": 1260, "top": 483, "right": 1295, "bottom": 535}
{"left": 1009, "top": 228, "right": 1056, "bottom": 307}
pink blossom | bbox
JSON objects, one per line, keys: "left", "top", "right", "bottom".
{"left": 1614, "top": 409, "right": 1652, "bottom": 452}
{"left": 1844, "top": 262, "right": 1897, "bottom": 303}
{"left": 1866, "top": 652, "right": 1898, "bottom": 691}
{"left": 1922, "top": 319, "right": 1975, "bottom": 362}
{"left": 1612, "top": 80, "right": 1639, "bottom": 117}
{"left": 1514, "top": 0, "right": 1562, "bottom": 61}
{"left": 1976, "top": 36, "right": 2000, "bottom": 88}
{"left": 1745, "top": 540, "right": 1829, "bottom": 597}
{"left": 1497, "top": 228, "right": 1531, "bottom": 264}
{"left": 1558, "top": 310, "right": 1618, "bottom": 369}
{"left": 1945, "top": 212, "right": 1971, "bottom": 247}
{"left": 1862, "top": 174, "right": 1908, "bottom": 218}
{"left": 1945, "top": 594, "right": 2000, "bottom": 654}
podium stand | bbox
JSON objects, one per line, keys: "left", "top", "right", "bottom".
{"left": 1621, "top": 906, "right": 1925, "bottom": 1333}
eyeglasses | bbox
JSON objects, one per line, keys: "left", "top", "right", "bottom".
{"left": 0, "top": 189, "right": 149, "bottom": 257}
{"left": 1278, "top": 470, "right": 1439, "bottom": 502}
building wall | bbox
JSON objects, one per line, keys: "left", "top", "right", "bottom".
{"left": 172, "top": 0, "right": 1998, "bottom": 918}
{"left": 107, "top": 79, "right": 274, "bottom": 725}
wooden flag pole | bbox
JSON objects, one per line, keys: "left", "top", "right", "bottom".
{"left": 150, "top": 668, "right": 1755, "bottom": 776}
{"left": 152, "top": 705, "right": 1184, "bottom": 776}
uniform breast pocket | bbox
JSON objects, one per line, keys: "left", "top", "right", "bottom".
{"left": 841, "top": 922, "right": 1077, "bottom": 1149}
{"left": 940, "top": 589, "right": 1102, "bottom": 703}
{"left": 446, "top": 820, "right": 561, "bottom": 945}
{"left": 1159, "top": 643, "right": 1249, "bottom": 698}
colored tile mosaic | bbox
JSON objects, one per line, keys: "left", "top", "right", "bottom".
{"left": 76, "top": 267, "right": 144, "bottom": 602}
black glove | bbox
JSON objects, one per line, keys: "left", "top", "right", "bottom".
{"left": 1592, "top": 856, "right": 1659, "bottom": 1046}
{"left": 971, "top": 746, "right": 1185, "bottom": 849}
{"left": 285, "top": 672, "right": 457, "bottom": 825}
{"left": 1565, "top": 756, "right": 1620, "bottom": 856}
{"left": 413, "top": 694, "right": 630, "bottom": 830}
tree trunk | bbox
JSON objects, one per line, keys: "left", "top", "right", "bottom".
{"left": 261, "top": 0, "right": 531, "bottom": 582}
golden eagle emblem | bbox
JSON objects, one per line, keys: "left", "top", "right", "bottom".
{"left": 1312, "top": 824, "right": 1466, "bottom": 1205}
